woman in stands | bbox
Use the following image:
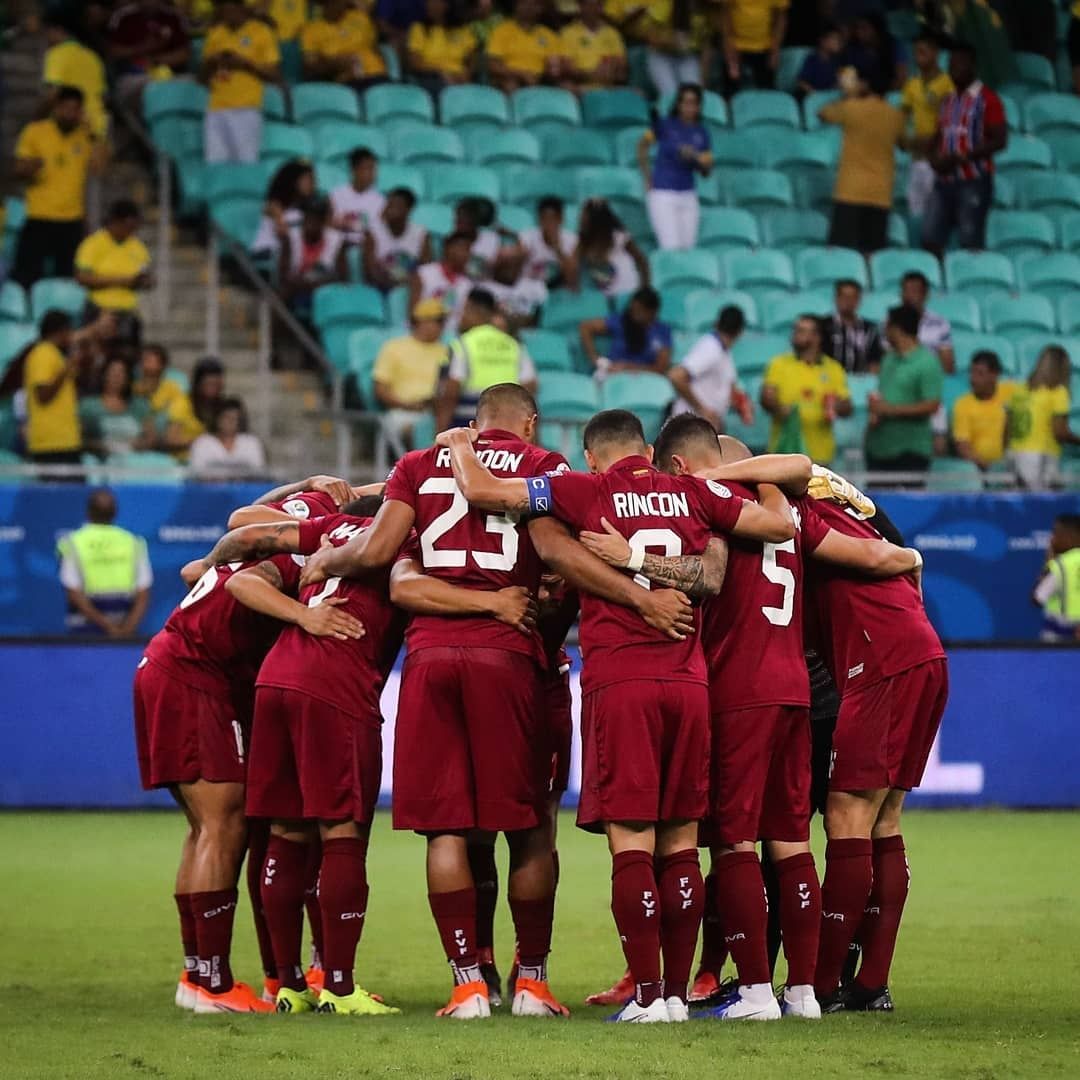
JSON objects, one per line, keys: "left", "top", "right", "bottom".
{"left": 576, "top": 198, "right": 649, "bottom": 297}
{"left": 80, "top": 356, "right": 152, "bottom": 459}
{"left": 638, "top": 82, "right": 712, "bottom": 250}
{"left": 579, "top": 285, "right": 672, "bottom": 377}
{"left": 189, "top": 397, "right": 267, "bottom": 480}
{"left": 1008, "top": 345, "right": 1080, "bottom": 490}
{"left": 251, "top": 158, "right": 316, "bottom": 259}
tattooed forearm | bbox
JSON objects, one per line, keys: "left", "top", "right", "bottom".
{"left": 640, "top": 554, "right": 708, "bottom": 600}
{"left": 251, "top": 559, "right": 285, "bottom": 590}
{"left": 207, "top": 523, "right": 295, "bottom": 565}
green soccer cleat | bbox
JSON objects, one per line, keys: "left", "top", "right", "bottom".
{"left": 317, "top": 987, "right": 401, "bottom": 1016}
{"left": 275, "top": 986, "right": 320, "bottom": 1014}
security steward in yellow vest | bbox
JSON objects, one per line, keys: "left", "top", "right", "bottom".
{"left": 57, "top": 487, "right": 153, "bottom": 636}
{"left": 1033, "top": 513, "right": 1080, "bottom": 642}
{"left": 435, "top": 287, "right": 538, "bottom": 431}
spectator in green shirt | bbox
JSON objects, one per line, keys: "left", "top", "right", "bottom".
{"left": 866, "top": 303, "right": 944, "bottom": 478}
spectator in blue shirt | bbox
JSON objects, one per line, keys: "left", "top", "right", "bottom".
{"left": 638, "top": 83, "right": 712, "bottom": 250}
{"left": 580, "top": 287, "right": 673, "bottom": 376}
{"left": 795, "top": 24, "right": 842, "bottom": 100}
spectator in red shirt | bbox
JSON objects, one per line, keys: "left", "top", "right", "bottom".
{"left": 107, "top": 1, "right": 192, "bottom": 106}
{"left": 921, "top": 41, "right": 1007, "bottom": 258}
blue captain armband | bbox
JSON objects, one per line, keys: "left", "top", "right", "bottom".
{"left": 526, "top": 475, "right": 553, "bottom": 516}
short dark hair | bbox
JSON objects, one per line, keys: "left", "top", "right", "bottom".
{"left": 476, "top": 382, "right": 539, "bottom": 424}
{"left": 887, "top": 303, "right": 921, "bottom": 337}
{"left": 582, "top": 409, "right": 646, "bottom": 453}
{"left": 301, "top": 195, "right": 330, "bottom": 220}
{"left": 630, "top": 286, "right": 661, "bottom": 313}
{"left": 107, "top": 199, "right": 140, "bottom": 222}
{"left": 342, "top": 494, "right": 384, "bottom": 518}
{"left": 716, "top": 305, "right": 745, "bottom": 336}
{"left": 654, "top": 413, "right": 722, "bottom": 470}
{"left": 950, "top": 39, "right": 977, "bottom": 61}
{"left": 55, "top": 85, "right": 84, "bottom": 105}
{"left": 971, "top": 350, "right": 1001, "bottom": 374}
{"left": 835, "top": 278, "right": 862, "bottom": 293}
{"left": 901, "top": 270, "right": 930, "bottom": 291}
{"left": 349, "top": 147, "right": 377, "bottom": 168}
{"left": 213, "top": 396, "right": 247, "bottom": 430}
{"left": 466, "top": 287, "right": 497, "bottom": 314}
{"left": 442, "top": 230, "right": 473, "bottom": 250}
{"left": 386, "top": 185, "right": 416, "bottom": 209}
{"left": 537, "top": 196, "right": 564, "bottom": 216}
{"left": 914, "top": 29, "right": 940, "bottom": 47}
{"left": 40, "top": 309, "right": 72, "bottom": 337}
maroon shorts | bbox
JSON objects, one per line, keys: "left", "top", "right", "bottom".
{"left": 246, "top": 686, "right": 382, "bottom": 823}
{"left": 705, "top": 704, "right": 811, "bottom": 847}
{"left": 133, "top": 657, "right": 246, "bottom": 789}
{"left": 545, "top": 665, "right": 573, "bottom": 796}
{"left": 392, "top": 646, "right": 546, "bottom": 833}
{"left": 577, "top": 679, "right": 709, "bottom": 832}
{"left": 830, "top": 659, "right": 949, "bottom": 793}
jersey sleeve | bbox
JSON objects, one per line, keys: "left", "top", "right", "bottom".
{"left": 546, "top": 471, "right": 598, "bottom": 530}
{"left": 679, "top": 335, "right": 717, "bottom": 378}
{"left": 15, "top": 124, "right": 40, "bottom": 160}
{"left": 295, "top": 516, "right": 334, "bottom": 556}
{"left": 694, "top": 477, "right": 744, "bottom": 534}
{"left": 395, "top": 533, "right": 421, "bottom": 564}
{"left": 535, "top": 448, "right": 571, "bottom": 475}
{"left": 268, "top": 552, "right": 304, "bottom": 594}
{"left": 271, "top": 491, "right": 338, "bottom": 519}
{"left": 383, "top": 453, "right": 418, "bottom": 508}
{"left": 798, "top": 498, "right": 831, "bottom": 554}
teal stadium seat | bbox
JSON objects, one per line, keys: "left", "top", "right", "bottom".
{"left": 547, "top": 129, "right": 613, "bottom": 167}
{"left": 945, "top": 250, "right": 1015, "bottom": 292}
{"left": 143, "top": 80, "right": 207, "bottom": 126}
{"left": 1016, "top": 252, "right": 1080, "bottom": 300}
{"left": 1024, "top": 92, "right": 1080, "bottom": 138}
{"left": 495, "top": 203, "right": 532, "bottom": 233}
{"left": 108, "top": 451, "right": 185, "bottom": 485}
{"left": 995, "top": 135, "right": 1053, "bottom": 174}
{"left": 292, "top": 83, "right": 361, "bottom": 128}
{"left": 857, "top": 289, "right": 893, "bottom": 324}
{"left": 1022, "top": 172, "right": 1080, "bottom": 212}
{"left": 210, "top": 195, "right": 262, "bottom": 247}
{"left": 313, "top": 283, "right": 386, "bottom": 330}
{"left": 657, "top": 89, "right": 729, "bottom": 127}
{"left": 991, "top": 174, "right": 1016, "bottom": 209}
{"left": 0, "top": 323, "right": 36, "bottom": 376}
{"left": 3, "top": 196, "right": 25, "bottom": 262}
{"left": 376, "top": 163, "right": 426, "bottom": 198}
{"left": 30, "top": 279, "right": 85, "bottom": 322}
{"left": 710, "top": 132, "right": 759, "bottom": 169}
{"left": 411, "top": 202, "right": 453, "bottom": 237}
{"left": 684, "top": 289, "right": 760, "bottom": 331}
{"left": 538, "top": 372, "right": 600, "bottom": 420}
{"left": 776, "top": 46, "right": 810, "bottom": 92}
{"left": 1047, "top": 133, "right": 1080, "bottom": 171}
{"left": 582, "top": 88, "right": 649, "bottom": 130}
{"left": 385, "top": 286, "right": 410, "bottom": 327}
{"left": 440, "top": 84, "right": 509, "bottom": 128}
{"left": 650, "top": 249, "right": 721, "bottom": 289}
{"left": 983, "top": 293, "right": 1057, "bottom": 334}
{"left": 500, "top": 166, "right": 569, "bottom": 206}
{"left": 260, "top": 122, "right": 313, "bottom": 165}
{"left": 392, "top": 125, "right": 464, "bottom": 165}
{"left": 802, "top": 90, "right": 840, "bottom": 130}
{"left": 365, "top": 83, "right": 434, "bottom": 125}
{"left": 262, "top": 83, "right": 286, "bottom": 121}
{"left": 762, "top": 291, "right": 832, "bottom": 332}
{"left": 928, "top": 457, "right": 983, "bottom": 492}
{"left": 613, "top": 127, "right": 649, "bottom": 168}
{"left": 761, "top": 131, "right": 836, "bottom": 172}
{"left": 469, "top": 129, "right": 540, "bottom": 166}
{"left": 733, "top": 333, "right": 788, "bottom": 376}
{"left": 792, "top": 170, "right": 834, "bottom": 212}
{"left": 574, "top": 166, "right": 643, "bottom": 203}
{"left": 348, "top": 327, "right": 398, "bottom": 389}
{"left": 724, "top": 248, "right": 795, "bottom": 291}
{"left": 731, "top": 90, "right": 800, "bottom": 131}
{"left": 316, "top": 124, "right": 389, "bottom": 165}
{"left": 869, "top": 248, "right": 942, "bottom": 290}
{"left": 149, "top": 115, "right": 202, "bottom": 159}
{"left": 796, "top": 246, "right": 868, "bottom": 290}
{"left": 520, "top": 329, "right": 573, "bottom": 372}
{"left": 934, "top": 292, "right": 981, "bottom": 332}
{"left": 0, "top": 281, "right": 27, "bottom": 322}
{"left": 846, "top": 372, "right": 878, "bottom": 407}
{"left": 940, "top": 372, "right": 969, "bottom": 413}
{"left": 724, "top": 390, "right": 772, "bottom": 453}
{"left": 1057, "top": 294, "right": 1080, "bottom": 334}
{"left": 1013, "top": 335, "right": 1080, "bottom": 374}
{"left": 728, "top": 169, "right": 793, "bottom": 210}
{"left": 951, "top": 332, "right": 1018, "bottom": 375}
{"left": 512, "top": 87, "right": 581, "bottom": 129}
{"left": 996, "top": 92, "right": 1021, "bottom": 133}
{"left": 429, "top": 166, "right": 500, "bottom": 205}
{"left": 887, "top": 213, "right": 910, "bottom": 248}
{"left": 601, "top": 372, "right": 675, "bottom": 438}
{"left": 761, "top": 208, "right": 829, "bottom": 250}
{"left": 205, "top": 162, "right": 268, "bottom": 200}
{"left": 1014, "top": 51, "right": 1057, "bottom": 89}
{"left": 315, "top": 162, "right": 347, "bottom": 194}
{"left": 542, "top": 291, "right": 608, "bottom": 332}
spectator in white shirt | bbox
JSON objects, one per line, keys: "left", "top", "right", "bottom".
{"left": 251, "top": 159, "right": 315, "bottom": 258}
{"left": 363, "top": 186, "right": 432, "bottom": 290}
{"left": 669, "top": 304, "right": 754, "bottom": 431}
{"left": 410, "top": 230, "right": 474, "bottom": 332}
{"left": 454, "top": 196, "right": 504, "bottom": 279}
{"left": 900, "top": 270, "right": 954, "bottom": 372}
{"left": 189, "top": 398, "right": 267, "bottom": 479}
{"left": 279, "top": 196, "right": 348, "bottom": 317}
{"left": 330, "top": 147, "right": 386, "bottom": 244}
{"left": 517, "top": 195, "right": 579, "bottom": 289}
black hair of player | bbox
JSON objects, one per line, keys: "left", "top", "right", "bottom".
{"left": 654, "top": 413, "right": 721, "bottom": 471}
{"left": 971, "top": 349, "right": 1002, "bottom": 374}
{"left": 716, "top": 305, "right": 745, "bottom": 336}
{"left": 349, "top": 146, "right": 377, "bottom": 168}
{"left": 466, "top": 287, "right": 498, "bottom": 314}
{"left": 55, "top": 85, "right": 84, "bottom": 105}
{"left": 582, "top": 409, "right": 646, "bottom": 453}
{"left": 887, "top": 303, "right": 921, "bottom": 338}
{"left": 476, "top": 382, "right": 539, "bottom": 425}
{"left": 40, "top": 308, "right": 73, "bottom": 338}
{"left": 387, "top": 185, "right": 417, "bottom": 209}
{"left": 537, "top": 195, "right": 564, "bottom": 216}
{"left": 107, "top": 199, "right": 140, "bottom": 223}
{"left": 342, "top": 494, "right": 384, "bottom": 518}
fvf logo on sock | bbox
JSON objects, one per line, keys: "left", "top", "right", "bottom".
{"left": 453, "top": 928, "right": 468, "bottom": 956}
{"left": 798, "top": 881, "right": 811, "bottom": 910}
{"left": 641, "top": 889, "right": 657, "bottom": 918}
{"left": 263, "top": 858, "right": 277, "bottom": 888}
{"left": 678, "top": 875, "right": 694, "bottom": 910}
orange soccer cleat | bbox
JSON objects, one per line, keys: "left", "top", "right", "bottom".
{"left": 175, "top": 970, "right": 198, "bottom": 1010}
{"left": 194, "top": 981, "right": 275, "bottom": 1014}
{"left": 262, "top": 977, "right": 281, "bottom": 1004}
{"left": 436, "top": 980, "right": 491, "bottom": 1020}
{"left": 585, "top": 970, "right": 635, "bottom": 1006}
{"left": 304, "top": 966, "right": 325, "bottom": 994}
{"left": 511, "top": 977, "right": 570, "bottom": 1018}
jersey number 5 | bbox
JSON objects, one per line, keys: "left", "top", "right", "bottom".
{"left": 418, "top": 477, "right": 519, "bottom": 571}
{"left": 761, "top": 539, "right": 796, "bottom": 626}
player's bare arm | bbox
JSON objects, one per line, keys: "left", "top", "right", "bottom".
{"left": 179, "top": 559, "right": 206, "bottom": 586}
{"left": 300, "top": 499, "right": 416, "bottom": 587}
{"left": 390, "top": 557, "right": 538, "bottom": 635}
{"left": 693, "top": 453, "right": 813, "bottom": 497}
{"left": 442, "top": 428, "right": 532, "bottom": 513}
{"left": 730, "top": 483, "right": 796, "bottom": 543}
{"left": 812, "top": 530, "right": 924, "bottom": 579}
{"left": 579, "top": 519, "right": 729, "bottom": 601}
{"left": 206, "top": 521, "right": 300, "bottom": 566}
{"left": 251, "top": 474, "right": 354, "bottom": 507}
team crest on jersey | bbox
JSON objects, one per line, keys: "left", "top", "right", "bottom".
{"left": 632, "top": 469, "right": 650, "bottom": 477}
{"left": 706, "top": 480, "right": 732, "bottom": 498}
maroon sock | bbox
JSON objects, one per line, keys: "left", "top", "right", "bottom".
{"left": 319, "top": 837, "right": 369, "bottom": 997}
{"left": 552, "top": 849, "right": 560, "bottom": 888}
{"left": 429, "top": 887, "right": 481, "bottom": 985}
{"left": 246, "top": 824, "right": 276, "bottom": 979}
{"left": 699, "top": 871, "right": 728, "bottom": 975}
{"left": 467, "top": 842, "right": 498, "bottom": 963}
{"left": 191, "top": 888, "right": 238, "bottom": 994}
{"left": 509, "top": 894, "right": 553, "bottom": 980}
{"left": 304, "top": 835, "right": 324, "bottom": 968}
{"left": 657, "top": 848, "right": 704, "bottom": 1003}
{"left": 611, "top": 849, "right": 662, "bottom": 1007}
{"left": 815, "top": 838, "right": 873, "bottom": 997}
{"left": 261, "top": 836, "right": 310, "bottom": 992}
{"left": 855, "top": 836, "right": 909, "bottom": 990}
{"left": 175, "top": 893, "right": 198, "bottom": 985}
{"left": 714, "top": 851, "right": 771, "bottom": 987}
{"left": 773, "top": 852, "right": 821, "bottom": 987}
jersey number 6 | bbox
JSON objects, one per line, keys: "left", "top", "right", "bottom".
{"left": 418, "top": 477, "right": 519, "bottom": 571}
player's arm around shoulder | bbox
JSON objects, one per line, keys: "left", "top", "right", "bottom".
{"left": 438, "top": 427, "right": 532, "bottom": 513}
{"left": 694, "top": 452, "right": 812, "bottom": 497}
{"left": 206, "top": 521, "right": 302, "bottom": 566}
{"left": 810, "top": 528, "right": 923, "bottom": 580}
{"left": 730, "top": 483, "right": 796, "bottom": 544}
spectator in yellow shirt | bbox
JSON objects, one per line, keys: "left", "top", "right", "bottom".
{"left": 900, "top": 32, "right": 953, "bottom": 218}
{"left": 301, "top": 0, "right": 387, "bottom": 91}
{"left": 640, "top": 0, "right": 712, "bottom": 98}
{"left": 43, "top": 15, "right": 108, "bottom": 141}
{"left": 201, "top": 0, "right": 280, "bottom": 163}
{"left": 407, "top": 0, "right": 478, "bottom": 90}
{"left": 1009, "top": 345, "right": 1080, "bottom": 490}
{"left": 12, "top": 88, "right": 105, "bottom": 289}
{"left": 486, "top": 0, "right": 563, "bottom": 93}
{"left": 257, "top": 0, "right": 308, "bottom": 42}
{"left": 951, "top": 350, "right": 1015, "bottom": 467}
{"left": 560, "top": 0, "right": 627, "bottom": 89}
{"left": 761, "top": 314, "right": 852, "bottom": 463}
{"left": 722, "top": 0, "right": 789, "bottom": 92}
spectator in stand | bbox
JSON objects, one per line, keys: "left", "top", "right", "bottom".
{"left": 106, "top": 1, "right": 192, "bottom": 107}
{"left": 185, "top": 355, "right": 228, "bottom": 441}
{"left": 406, "top": 0, "right": 478, "bottom": 91}
{"left": 43, "top": 15, "right": 108, "bottom": 142}
{"left": 478, "top": 254, "right": 549, "bottom": 332}
{"left": 580, "top": 286, "right": 672, "bottom": 377}
{"left": 80, "top": 356, "right": 153, "bottom": 459}
{"left": 643, "top": 1, "right": 710, "bottom": 98}
{"left": 486, "top": 0, "right": 563, "bottom": 93}
{"left": 604, "top": 0, "right": 649, "bottom": 44}
{"left": 820, "top": 63, "right": 904, "bottom": 255}
{"left": 201, "top": 0, "right": 281, "bottom": 164}
{"left": 12, "top": 87, "right": 105, "bottom": 288}
{"left": 453, "top": 197, "right": 505, "bottom": 280}
{"left": 951, "top": 349, "right": 1015, "bottom": 468}
{"left": 1008, "top": 345, "right": 1079, "bottom": 490}
{"left": 639, "top": 83, "right": 712, "bottom": 251}
{"left": 251, "top": 158, "right": 315, "bottom": 258}
{"left": 900, "top": 31, "right": 953, "bottom": 222}
{"left": 866, "top": 303, "right": 944, "bottom": 477}
{"left": 576, "top": 198, "right": 649, "bottom": 297}
{"left": 330, "top": 147, "right": 385, "bottom": 245}
{"left": 794, "top": 23, "right": 842, "bottom": 99}
{"left": 518, "top": 195, "right": 579, "bottom": 289}
{"left": 822, "top": 278, "right": 884, "bottom": 373}
{"left": 372, "top": 298, "right": 449, "bottom": 447}
{"left": 278, "top": 196, "right": 348, "bottom": 318}
{"left": 133, "top": 342, "right": 202, "bottom": 452}
{"left": 363, "top": 187, "right": 432, "bottom": 291}
{"left": 840, "top": 12, "right": 906, "bottom": 92}
{"left": 376, "top": 0, "right": 427, "bottom": 49}
{"left": 669, "top": 303, "right": 754, "bottom": 432}
{"left": 922, "top": 40, "right": 1007, "bottom": 258}
{"left": 410, "top": 231, "right": 475, "bottom": 332}
{"left": 1032, "top": 514, "right": 1080, "bottom": 641}
{"left": 762, "top": 314, "right": 851, "bottom": 463}
{"left": 75, "top": 199, "right": 153, "bottom": 351}
{"left": 559, "top": 0, "right": 627, "bottom": 89}
{"left": 300, "top": 0, "right": 387, "bottom": 92}
{"left": 900, "top": 270, "right": 955, "bottom": 372}
{"left": 189, "top": 397, "right": 267, "bottom": 479}
{"left": 721, "top": 0, "right": 789, "bottom": 93}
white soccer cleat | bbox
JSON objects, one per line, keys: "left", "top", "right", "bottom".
{"left": 665, "top": 997, "right": 690, "bottom": 1022}
{"left": 608, "top": 998, "right": 672, "bottom": 1023}
{"left": 511, "top": 978, "right": 570, "bottom": 1017}
{"left": 717, "top": 984, "right": 782, "bottom": 1021}
{"left": 436, "top": 981, "right": 492, "bottom": 1020}
{"left": 175, "top": 972, "right": 197, "bottom": 1010}
{"left": 782, "top": 984, "right": 821, "bottom": 1019}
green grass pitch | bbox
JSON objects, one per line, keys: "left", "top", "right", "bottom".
{"left": 2, "top": 810, "right": 1078, "bottom": 1079}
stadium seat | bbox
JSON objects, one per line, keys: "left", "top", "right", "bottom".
{"left": 762, "top": 291, "right": 832, "bottom": 332}
{"left": 991, "top": 174, "right": 1016, "bottom": 209}
{"left": 928, "top": 457, "right": 984, "bottom": 493}
{"left": 149, "top": 115, "right": 203, "bottom": 162}
{"left": 391, "top": 125, "right": 464, "bottom": 166}
{"left": 983, "top": 292, "right": 1057, "bottom": 334}
{"left": 692, "top": 170, "right": 725, "bottom": 205}
{"left": 347, "top": 327, "right": 398, "bottom": 389}
{"left": 857, "top": 289, "right": 893, "bottom": 324}
{"left": 869, "top": 249, "right": 942, "bottom": 291}
{"left": 612, "top": 127, "right": 649, "bottom": 168}
{"left": 1058, "top": 294, "right": 1080, "bottom": 334}
{"left": 724, "top": 393, "right": 772, "bottom": 452}
{"left": 371, "top": 162, "right": 423, "bottom": 199}
{"left": 494, "top": 203, "right": 532, "bottom": 233}
{"left": 1017, "top": 252, "right": 1080, "bottom": 300}
{"left": 933, "top": 292, "right": 982, "bottom": 332}
{"left": 791, "top": 170, "right": 834, "bottom": 212}
{"left": 944, "top": 250, "right": 1016, "bottom": 293}
{"left": 986, "top": 211, "right": 1056, "bottom": 256}
{"left": 520, "top": 328, "right": 573, "bottom": 372}
{"left": 262, "top": 84, "right": 287, "bottom": 121}
{"left": 316, "top": 123, "right": 389, "bottom": 166}
{"left": 541, "top": 291, "right": 608, "bottom": 332}
{"left": 887, "top": 213, "right": 910, "bottom": 248}
{"left": 410, "top": 201, "right": 453, "bottom": 237}
{"left": 204, "top": 162, "right": 268, "bottom": 201}
{"left": 710, "top": 132, "right": 759, "bottom": 169}
{"left": 684, "top": 289, "right": 760, "bottom": 332}
{"left": 209, "top": 195, "right": 262, "bottom": 248}
{"left": 802, "top": 90, "right": 840, "bottom": 130}
{"left": 761, "top": 208, "right": 829, "bottom": 251}
{"left": 107, "top": 451, "right": 185, "bottom": 485}
{"left": 951, "top": 332, "right": 1018, "bottom": 375}
{"left": 650, "top": 249, "right": 721, "bottom": 289}
{"left": 312, "top": 284, "right": 386, "bottom": 331}
{"left": 575, "top": 166, "right": 644, "bottom": 204}
{"left": 776, "top": 46, "right": 810, "bottom": 93}
{"left": 546, "top": 129, "right": 613, "bottom": 167}
{"left": 292, "top": 83, "right": 362, "bottom": 128}
{"left": 428, "top": 165, "right": 500, "bottom": 205}
{"left": 500, "top": 166, "right": 571, "bottom": 206}
{"left": 143, "top": 80, "right": 207, "bottom": 126}
{"left": 0, "top": 322, "right": 36, "bottom": 373}
{"left": 469, "top": 129, "right": 540, "bottom": 166}
{"left": 1022, "top": 172, "right": 1080, "bottom": 212}
{"left": 1013, "top": 334, "right": 1080, "bottom": 375}
{"left": 259, "top": 122, "right": 313, "bottom": 165}
{"left": 365, "top": 83, "right": 434, "bottom": 125}
{"left": 30, "top": 279, "right": 85, "bottom": 322}
{"left": 731, "top": 90, "right": 801, "bottom": 131}
{"left": 728, "top": 169, "right": 793, "bottom": 210}
{"left": 601, "top": 372, "right": 675, "bottom": 438}
{"left": 1025, "top": 92, "right": 1080, "bottom": 138}
{"left": 733, "top": 333, "right": 788, "bottom": 376}
{"left": 1014, "top": 51, "right": 1057, "bottom": 89}
{"left": 512, "top": 86, "right": 581, "bottom": 129}
{"left": 995, "top": 135, "right": 1053, "bottom": 174}
{"left": 796, "top": 246, "right": 868, "bottom": 290}
{"left": 582, "top": 88, "right": 650, "bottom": 130}
{"left": 0, "top": 281, "right": 27, "bottom": 323}
{"left": 724, "top": 248, "right": 795, "bottom": 291}
{"left": 440, "top": 84, "right": 509, "bottom": 129}
{"left": 761, "top": 131, "right": 836, "bottom": 172}
{"left": 657, "top": 89, "right": 729, "bottom": 127}
{"left": 1047, "top": 132, "right": 1080, "bottom": 171}
{"left": 537, "top": 371, "right": 600, "bottom": 420}
{"left": 845, "top": 372, "right": 878, "bottom": 407}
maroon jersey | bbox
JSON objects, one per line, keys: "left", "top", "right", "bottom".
{"left": 265, "top": 490, "right": 339, "bottom": 519}
{"left": 701, "top": 481, "right": 810, "bottom": 713}
{"left": 257, "top": 515, "right": 404, "bottom": 720}
{"left": 383, "top": 428, "right": 568, "bottom": 661}
{"left": 800, "top": 497, "right": 945, "bottom": 695}
{"left": 143, "top": 555, "right": 304, "bottom": 698}
{"left": 543, "top": 457, "right": 747, "bottom": 693}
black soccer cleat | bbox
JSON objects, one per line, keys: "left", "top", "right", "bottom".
{"left": 818, "top": 988, "right": 849, "bottom": 1015}
{"left": 843, "top": 983, "right": 894, "bottom": 1012}
{"left": 480, "top": 962, "right": 503, "bottom": 1008}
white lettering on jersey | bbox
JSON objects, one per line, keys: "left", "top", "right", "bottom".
{"left": 328, "top": 522, "right": 364, "bottom": 542}
{"left": 705, "top": 480, "right": 731, "bottom": 499}
{"left": 611, "top": 491, "right": 690, "bottom": 519}
{"left": 848, "top": 662, "right": 864, "bottom": 679}
{"left": 435, "top": 447, "right": 524, "bottom": 473}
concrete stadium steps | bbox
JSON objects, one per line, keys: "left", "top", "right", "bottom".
{"left": 0, "top": 31, "right": 47, "bottom": 196}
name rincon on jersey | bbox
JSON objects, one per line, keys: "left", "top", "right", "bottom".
{"left": 611, "top": 491, "right": 690, "bottom": 519}
{"left": 435, "top": 447, "right": 525, "bottom": 472}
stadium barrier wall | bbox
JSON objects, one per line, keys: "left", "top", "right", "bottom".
{"left": 0, "top": 642, "right": 1077, "bottom": 809}
{"left": 1, "top": 483, "right": 1078, "bottom": 641}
